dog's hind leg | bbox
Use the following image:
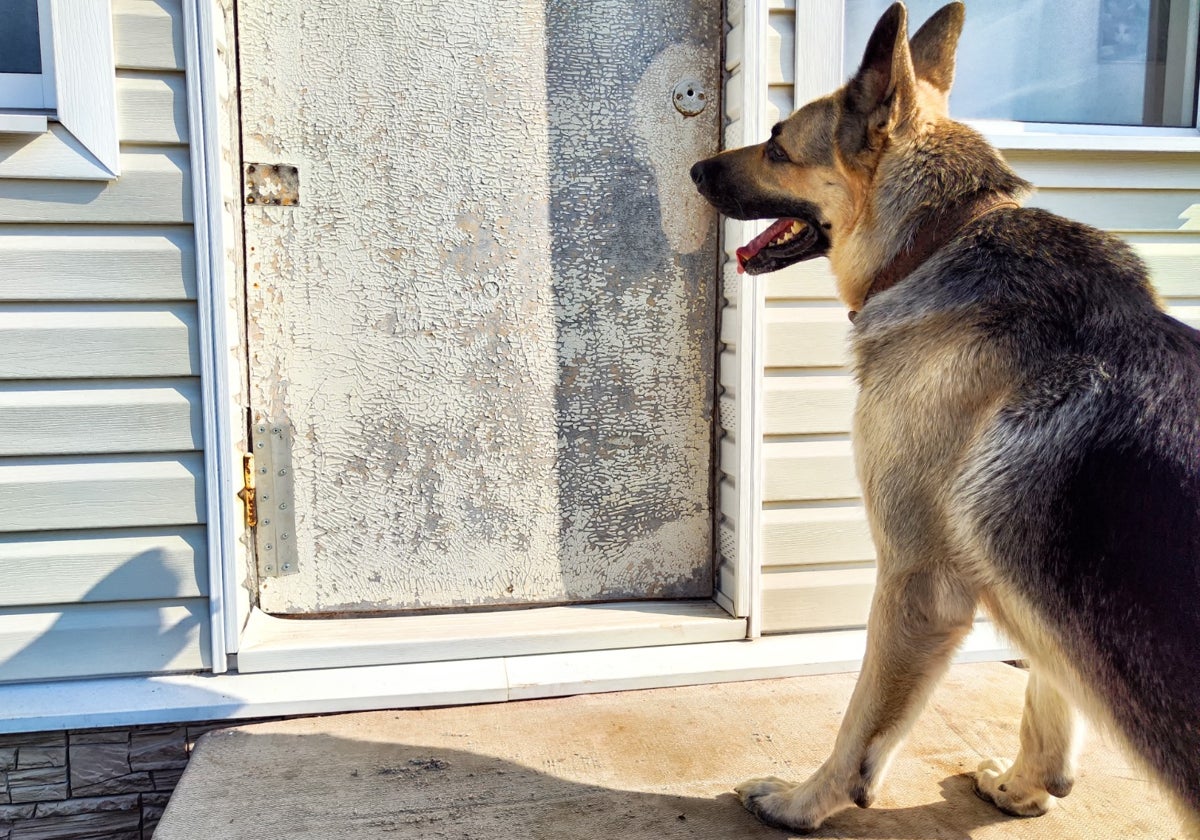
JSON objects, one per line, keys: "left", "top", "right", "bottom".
{"left": 974, "top": 667, "right": 1082, "bottom": 817}
{"left": 736, "top": 565, "right": 977, "bottom": 832}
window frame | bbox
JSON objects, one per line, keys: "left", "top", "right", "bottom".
{"left": 0, "top": 0, "right": 57, "bottom": 111}
{"left": 832, "top": 0, "right": 1200, "bottom": 153}
{"left": 0, "top": 0, "right": 119, "bottom": 180}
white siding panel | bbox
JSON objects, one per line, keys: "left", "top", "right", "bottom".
{"left": 764, "top": 375, "right": 856, "bottom": 435}
{"left": 113, "top": 0, "right": 184, "bottom": 72}
{"left": 0, "top": 526, "right": 207, "bottom": 606}
{"left": 719, "top": 479, "right": 738, "bottom": 523}
{"left": 0, "top": 379, "right": 202, "bottom": 455}
{"left": 725, "top": 23, "right": 744, "bottom": 72}
{"left": 0, "top": 304, "right": 198, "bottom": 379}
{"left": 766, "top": 11, "right": 794, "bottom": 84}
{"left": 719, "top": 394, "right": 738, "bottom": 439}
{"left": 761, "top": 566, "right": 875, "bottom": 633}
{"left": 0, "top": 600, "right": 208, "bottom": 683}
{"left": 1134, "top": 240, "right": 1200, "bottom": 298}
{"left": 0, "top": 0, "right": 208, "bottom": 687}
{"left": 1029, "top": 189, "right": 1200, "bottom": 232}
{"left": 757, "top": 241, "right": 1199, "bottom": 302}
{"left": 1006, "top": 152, "right": 1200, "bottom": 190}
{"left": 719, "top": 350, "right": 739, "bottom": 391}
{"left": 764, "top": 258, "right": 839, "bottom": 300}
{"left": 117, "top": 72, "right": 188, "bottom": 144}
{"left": 724, "top": 75, "right": 744, "bottom": 124}
{"left": 0, "top": 454, "right": 204, "bottom": 533}
{"left": 1167, "top": 304, "right": 1200, "bottom": 329}
{"left": 0, "top": 150, "right": 191, "bottom": 224}
{"left": 762, "top": 505, "right": 875, "bottom": 567}
{"left": 0, "top": 227, "right": 196, "bottom": 301}
{"left": 765, "top": 306, "right": 852, "bottom": 368}
{"left": 764, "top": 440, "right": 858, "bottom": 502}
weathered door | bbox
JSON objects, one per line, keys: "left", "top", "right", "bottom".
{"left": 238, "top": 1, "right": 721, "bottom": 614}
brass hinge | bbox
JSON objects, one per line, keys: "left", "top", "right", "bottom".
{"left": 239, "top": 452, "right": 257, "bottom": 528}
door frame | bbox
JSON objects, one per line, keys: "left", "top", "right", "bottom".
{"left": 211, "top": 0, "right": 765, "bottom": 670}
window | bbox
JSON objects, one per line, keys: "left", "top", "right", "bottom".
{"left": 845, "top": 0, "right": 1200, "bottom": 133}
{"left": 0, "top": 0, "right": 55, "bottom": 111}
{"left": 0, "top": 0, "right": 118, "bottom": 179}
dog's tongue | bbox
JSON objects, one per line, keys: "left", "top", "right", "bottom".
{"left": 736, "top": 218, "right": 801, "bottom": 274}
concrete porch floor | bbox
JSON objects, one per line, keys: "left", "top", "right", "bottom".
{"left": 155, "top": 661, "right": 1182, "bottom": 839}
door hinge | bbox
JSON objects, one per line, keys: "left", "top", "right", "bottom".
{"left": 250, "top": 419, "right": 300, "bottom": 578}
{"left": 239, "top": 452, "right": 258, "bottom": 528}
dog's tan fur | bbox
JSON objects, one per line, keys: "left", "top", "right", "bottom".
{"left": 692, "top": 2, "right": 1200, "bottom": 835}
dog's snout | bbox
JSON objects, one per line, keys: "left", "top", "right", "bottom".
{"left": 690, "top": 160, "right": 707, "bottom": 187}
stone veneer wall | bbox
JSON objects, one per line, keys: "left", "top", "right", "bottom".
{"left": 0, "top": 721, "right": 265, "bottom": 840}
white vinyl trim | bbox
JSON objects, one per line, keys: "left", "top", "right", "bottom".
{"left": 237, "top": 602, "right": 748, "bottom": 673}
{"left": 734, "top": 0, "right": 770, "bottom": 637}
{"left": 0, "top": 622, "right": 1014, "bottom": 734}
{"left": 182, "top": 0, "right": 233, "bottom": 673}
{"left": 47, "top": 0, "right": 118, "bottom": 174}
{"left": 0, "top": 112, "right": 48, "bottom": 133}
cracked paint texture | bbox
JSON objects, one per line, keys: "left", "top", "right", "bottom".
{"left": 239, "top": 0, "right": 720, "bottom": 613}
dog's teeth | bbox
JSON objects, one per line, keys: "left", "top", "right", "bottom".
{"left": 789, "top": 221, "right": 802, "bottom": 234}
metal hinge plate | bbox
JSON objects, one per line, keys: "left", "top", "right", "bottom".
{"left": 251, "top": 419, "right": 300, "bottom": 578}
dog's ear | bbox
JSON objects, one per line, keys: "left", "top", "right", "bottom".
{"left": 909, "top": 2, "right": 965, "bottom": 94}
{"left": 846, "top": 2, "right": 916, "bottom": 139}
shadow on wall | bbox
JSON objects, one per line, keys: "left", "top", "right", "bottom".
{"left": 542, "top": 0, "right": 721, "bottom": 602}
{"left": 156, "top": 733, "right": 1021, "bottom": 840}
{"left": 0, "top": 545, "right": 209, "bottom": 684}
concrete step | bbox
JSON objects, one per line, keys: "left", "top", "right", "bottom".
{"left": 155, "top": 662, "right": 1183, "bottom": 838}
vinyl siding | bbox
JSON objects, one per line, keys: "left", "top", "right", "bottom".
{"left": 0, "top": 0, "right": 210, "bottom": 683}
{"left": 747, "top": 5, "right": 1200, "bottom": 633}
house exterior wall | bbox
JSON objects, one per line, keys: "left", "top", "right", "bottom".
{"left": 0, "top": 0, "right": 211, "bottom": 683}
{"left": 748, "top": 1, "right": 1200, "bottom": 634}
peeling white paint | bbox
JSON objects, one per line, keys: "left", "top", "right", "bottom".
{"left": 239, "top": 0, "right": 720, "bottom": 613}
{"left": 632, "top": 44, "right": 719, "bottom": 255}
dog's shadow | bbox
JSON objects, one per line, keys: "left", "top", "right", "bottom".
{"left": 714, "top": 773, "right": 1024, "bottom": 839}
{"left": 168, "top": 731, "right": 1030, "bottom": 840}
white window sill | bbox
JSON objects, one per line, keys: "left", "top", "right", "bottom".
{"left": 970, "top": 119, "right": 1200, "bottom": 153}
{"left": 0, "top": 113, "right": 48, "bottom": 134}
{"left": 0, "top": 121, "right": 116, "bottom": 180}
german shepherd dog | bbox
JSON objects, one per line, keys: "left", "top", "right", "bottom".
{"left": 692, "top": 2, "right": 1200, "bottom": 834}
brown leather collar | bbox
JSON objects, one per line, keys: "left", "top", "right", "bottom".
{"left": 848, "top": 194, "right": 1019, "bottom": 322}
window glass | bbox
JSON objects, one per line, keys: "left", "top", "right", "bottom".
{"left": 0, "top": 0, "right": 42, "bottom": 74}
{"left": 844, "top": 0, "right": 1200, "bottom": 128}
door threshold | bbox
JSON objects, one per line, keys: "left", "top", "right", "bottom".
{"left": 237, "top": 599, "right": 748, "bottom": 673}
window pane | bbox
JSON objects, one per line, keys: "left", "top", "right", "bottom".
{"left": 844, "top": 0, "right": 1200, "bottom": 128}
{"left": 0, "top": 0, "right": 42, "bottom": 74}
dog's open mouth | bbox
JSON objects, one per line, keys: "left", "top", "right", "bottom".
{"left": 736, "top": 216, "right": 829, "bottom": 275}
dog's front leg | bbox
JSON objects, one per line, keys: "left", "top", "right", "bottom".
{"left": 975, "top": 667, "right": 1082, "bottom": 816}
{"left": 737, "top": 565, "right": 977, "bottom": 833}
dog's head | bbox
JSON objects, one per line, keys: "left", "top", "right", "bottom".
{"left": 690, "top": 2, "right": 966, "bottom": 277}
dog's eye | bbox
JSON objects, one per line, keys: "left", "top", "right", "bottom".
{"left": 766, "top": 142, "right": 790, "bottom": 163}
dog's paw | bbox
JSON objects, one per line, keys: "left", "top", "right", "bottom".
{"left": 735, "top": 775, "right": 852, "bottom": 833}
{"left": 973, "top": 757, "right": 1057, "bottom": 817}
